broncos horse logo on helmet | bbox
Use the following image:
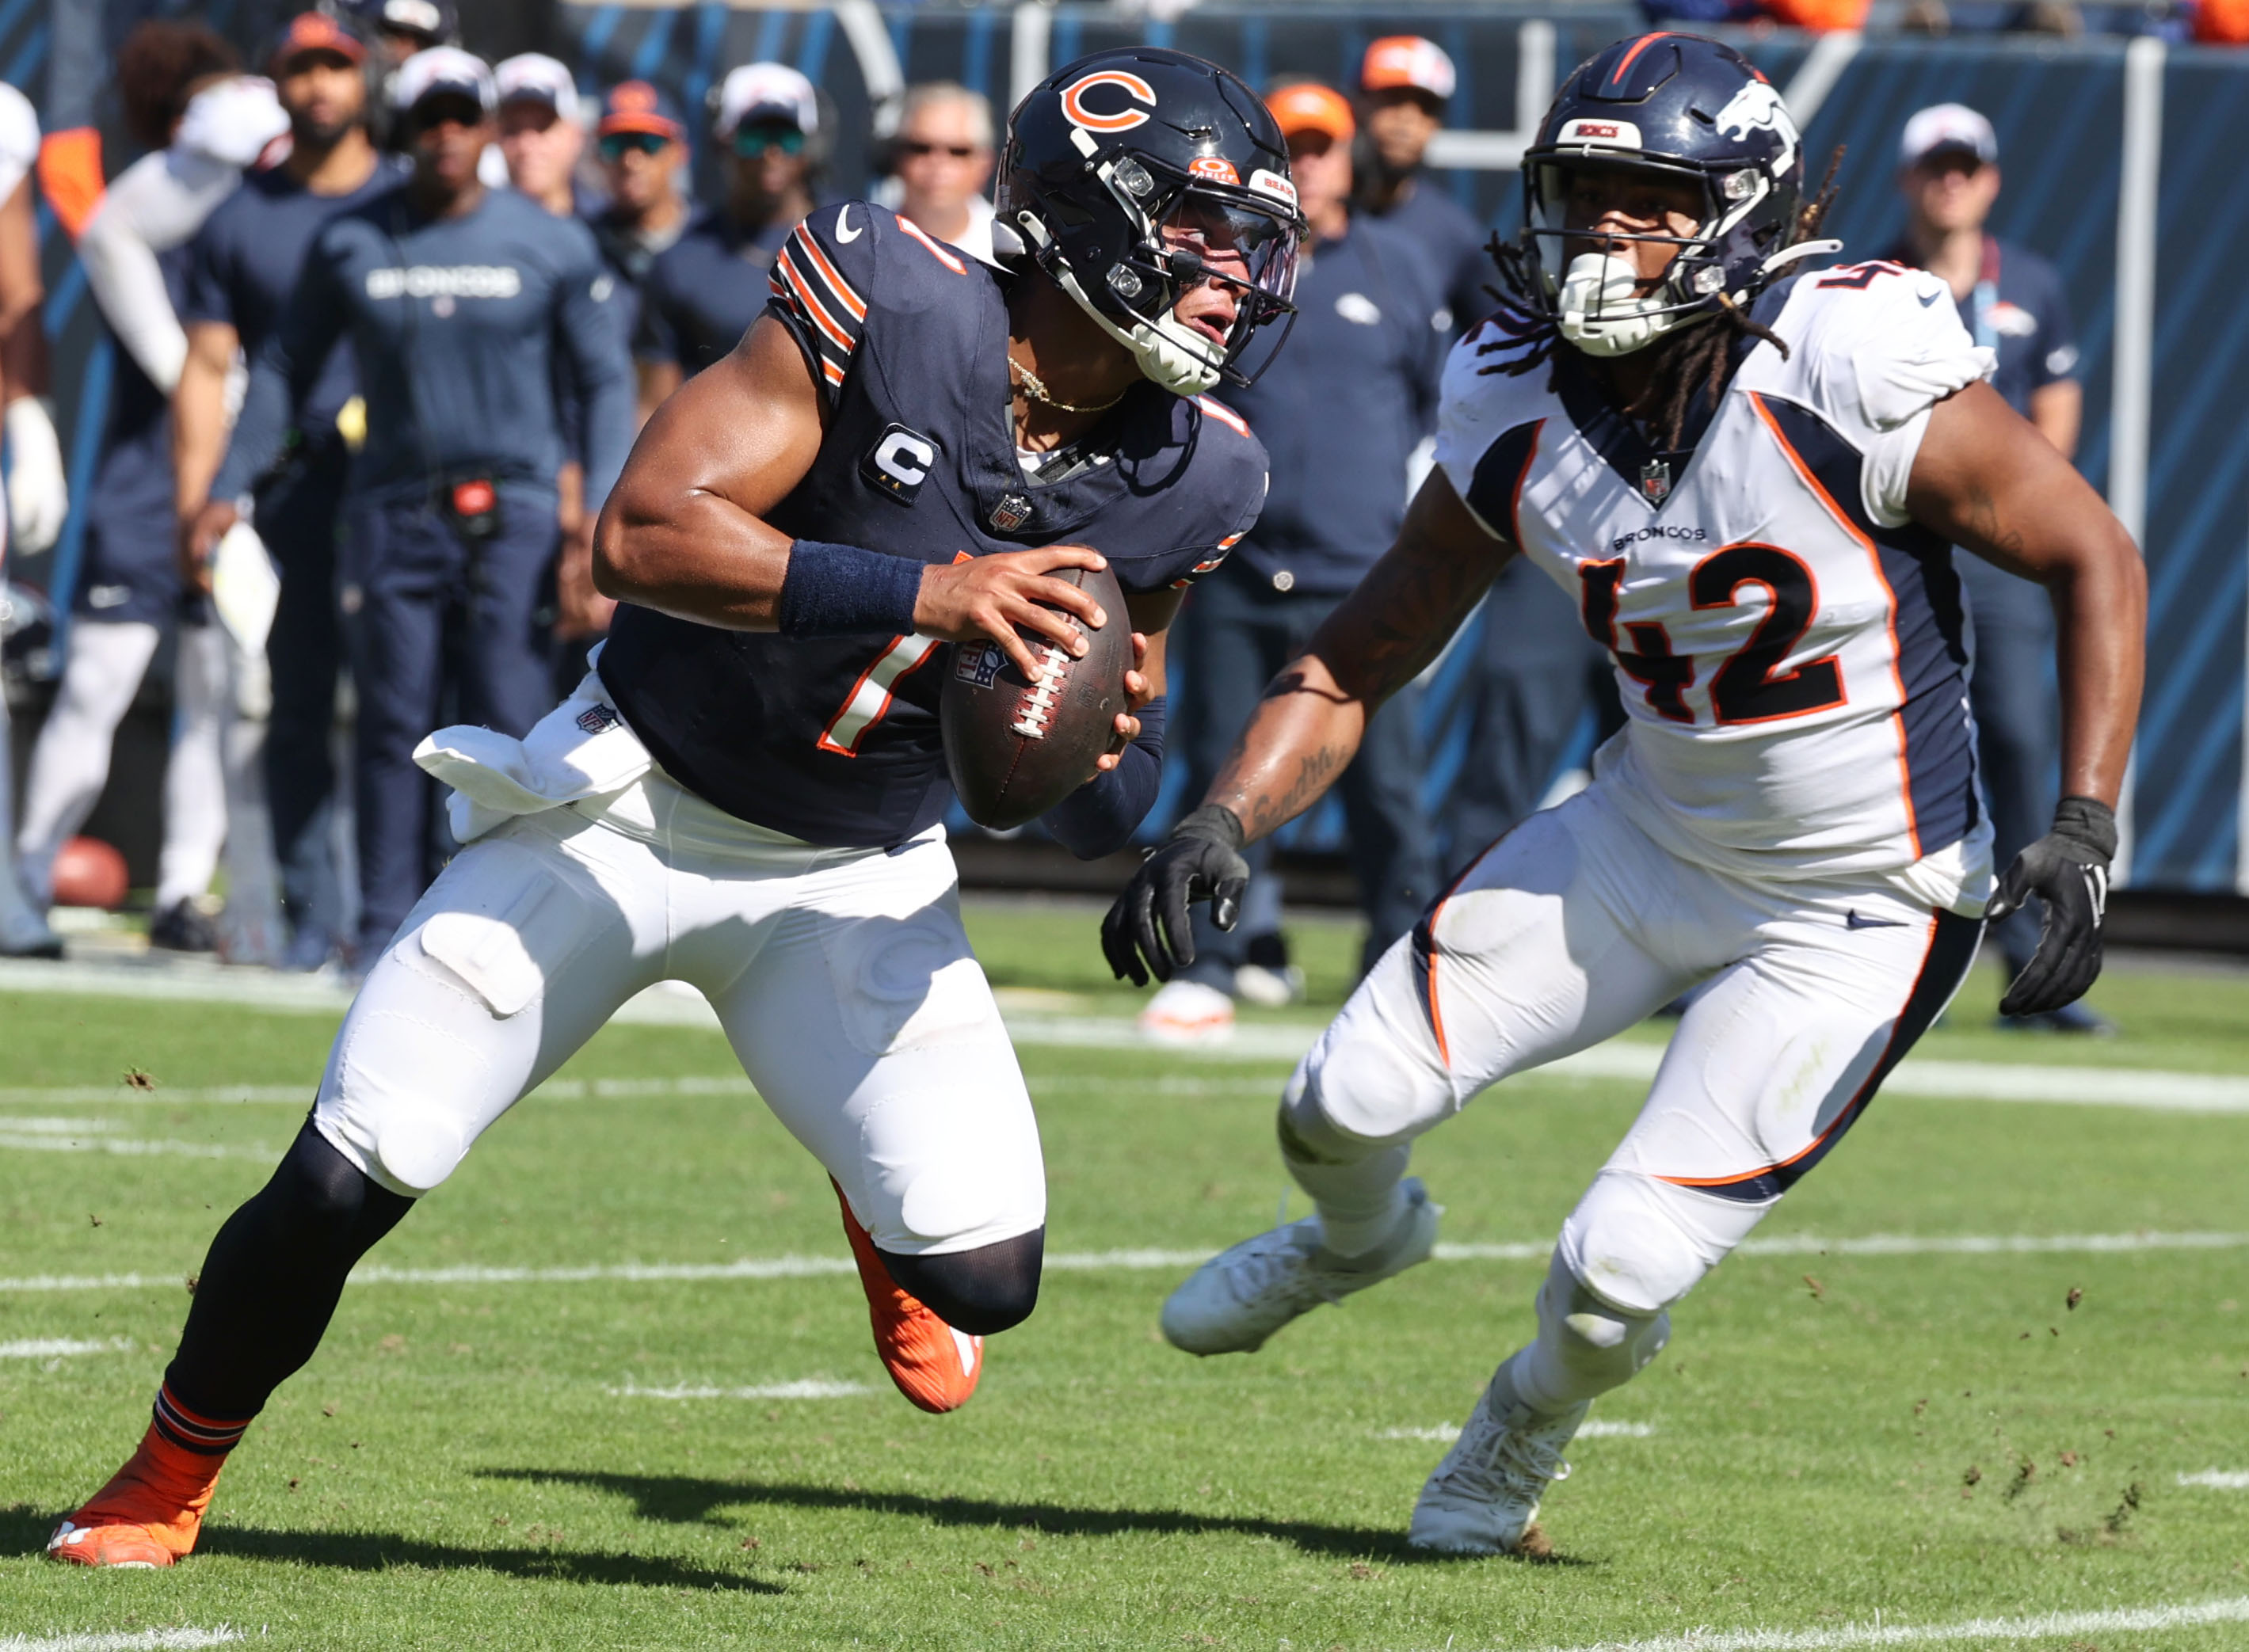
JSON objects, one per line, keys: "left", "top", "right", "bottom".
{"left": 998, "top": 47, "right": 1308, "bottom": 396}
{"left": 1496, "top": 33, "right": 1837, "bottom": 358}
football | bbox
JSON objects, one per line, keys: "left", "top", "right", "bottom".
{"left": 941, "top": 561, "right": 1131, "bottom": 831}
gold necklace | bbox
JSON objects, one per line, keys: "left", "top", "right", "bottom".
{"left": 1009, "top": 356, "right": 1126, "bottom": 415}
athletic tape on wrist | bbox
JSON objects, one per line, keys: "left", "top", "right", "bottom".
{"left": 777, "top": 539, "right": 924, "bottom": 638}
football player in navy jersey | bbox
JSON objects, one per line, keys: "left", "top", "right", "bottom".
{"left": 45, "top": 48, "right": 1303, "bottom": 1570}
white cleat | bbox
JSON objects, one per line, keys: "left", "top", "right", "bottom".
{"left": 1138, "top": 978, "right": 1236, "bottom": 1045}
{"left": 1161, "top": 1178, "right": 1439, "bottom": 1355}
{"left": 1409, "top": 1361, "right": 1586, "bottom": 1556}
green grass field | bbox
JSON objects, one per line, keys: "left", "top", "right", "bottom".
{"left": 3, "top": 902, "right": 2248, "bottom": 1650}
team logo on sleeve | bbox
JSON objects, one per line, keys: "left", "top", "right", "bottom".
{"left": 1062, "top": 70, "right": 1157, "bottom": 132}
{"left": 862, "top": 424, "right": 940, "bottom": 504}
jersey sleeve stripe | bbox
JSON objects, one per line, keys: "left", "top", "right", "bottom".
{"left": 1192, "top": 394, "right": 1250, "bottom": 438}
{"left": 795, "top": 231, "right": 868, "bottom": 321}
{"left": 776, "top": 247, "right": 856, "bottom": 355}
{"left": 894, "top": 215, "right": 968, "bottom": 274}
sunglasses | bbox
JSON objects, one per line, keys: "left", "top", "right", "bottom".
{"left": 599, "top": 131, "right": 674, "bottom": 160}
{"left": 899, "top": 139, "right": 978, "bottom": 159}
{"left": 732, "top": 125, "right": 806, "bottom": 158}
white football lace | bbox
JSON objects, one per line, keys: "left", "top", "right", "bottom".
{"left": 1221, "top": 1226, "right": 1341, "bottom": 1314}
{"left": 1431, "top": 1401, "right": 1576, "bottom": 1505}
{"left": 1010, "top": 641, "right": 1072, "bottom": 739}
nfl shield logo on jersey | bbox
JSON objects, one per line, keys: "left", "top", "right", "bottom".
{"left": 955, "top": 641, "right": 1006, "bottom": 689}
{"left": 1639, "top": 458, "right": 1672, "bottom": 507}
{"left": 989, "top": 493, "right": 1035, "bottom": 532}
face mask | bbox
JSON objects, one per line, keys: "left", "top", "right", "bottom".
{"left": 1554, "top": 251, "right": 1679, "bottom": 358}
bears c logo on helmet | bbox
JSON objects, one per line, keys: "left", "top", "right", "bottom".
{"left": 1062, "top": 70, "right": 1157, "bottom": 132}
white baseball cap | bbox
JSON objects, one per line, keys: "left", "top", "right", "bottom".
{"left": 494, "top": 53, "right": 580, "bottom": 124}
{"left": 391, "top": 46, "right": 496, "bottom": 115}
{"left": 713, "top": 62, "right": 818, "bottom": 139}
{"left": 1900, "top": 103, "right": 1998, "bottom": 168}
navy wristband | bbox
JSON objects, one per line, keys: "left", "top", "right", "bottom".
{"left": 777, "top": 539, "right": 924, "bottom": 638}
{"left": 1045, "top": 697, "right": 1168, "bottom": 861}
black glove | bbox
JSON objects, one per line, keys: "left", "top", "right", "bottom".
{"left": 1101, "top": 805, "right": 1251, "bottom": 987}
{"left": 1986, "top": 795, "right": 2116, "bottom": 1018}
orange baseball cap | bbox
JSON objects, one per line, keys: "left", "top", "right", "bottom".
{"left": 1266, "top": 82, "right": 1354, "bottom": 144}
{"left": 272, "top": 11, "right": 367, "bottom": 71}
{"left": 598, "top": 79, "right": 685, "bottom": 141}
{"left": 1361, "top": 36, "right": 1457, "bottom": 101}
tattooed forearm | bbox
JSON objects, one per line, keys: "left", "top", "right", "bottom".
{"left": 1197, "top": 472, "right": 1512, "bottom": 843}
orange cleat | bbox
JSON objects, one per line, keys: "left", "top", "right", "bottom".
{"left": 832, "top": 1180, "right": 983, "bottom": 1414}
{"left": 48, "top": 1391, "right": 242, "bottom": 1567}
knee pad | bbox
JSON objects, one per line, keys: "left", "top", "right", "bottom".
{"left": 879, "top": 1228, "right": 1043, "bottom": 1336}
{"left": 1557, "top": 1169, "right": 1733, "bottom": 1316}
{"left": 1278, "top": 1063, "right": 1408, "bottom": 1167}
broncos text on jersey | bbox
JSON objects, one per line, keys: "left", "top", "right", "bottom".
{"left": 598, "top": 202, "right": 1269, "bottom": 848}
{"left": 1434, "top": 262, "right": 1998, "bottom": 903}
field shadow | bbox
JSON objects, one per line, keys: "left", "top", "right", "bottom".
{"left": 0, "top": 1502, "right": 778, "bottom": 1593}
{"left": 478, "top": 1470, "right": 1587, "bottom": 1567}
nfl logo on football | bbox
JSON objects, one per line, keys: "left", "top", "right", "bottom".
{"left": 955, "top": 641, "right": 1007, "bottom": 689}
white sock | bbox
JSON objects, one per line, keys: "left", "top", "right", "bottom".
{"left": 157, "top": 622, "right": 228, "bottom": 911}
{"left": 16, "top": 619, "right": 158, "bottom": 902}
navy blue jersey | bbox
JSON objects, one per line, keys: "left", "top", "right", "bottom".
{"left": 78, "top": 245, "right": 194, "bottom": 625}
{"left": 182, "top": 158, "right": 408, "bottom": 448}
{"left": 214, "top": 183, "right": 635, "bottom": 503}
{"left": 581, "top": 204, "right": 677, "bottom": 358}
{"left": 1366, "top": 177, "right": 1492, "bottom": 341}
{"left": 633, "top": 206, "right": 796, "bottom": 377}
{"left": 600, "top": 202, "right": 1269, "bottom": 849}
{"left": 1222, "top": 215, "right": 1444, "bottom": 596}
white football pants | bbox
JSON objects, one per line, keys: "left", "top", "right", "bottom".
{"left": 15, "top": 619, "right": 230, "bottom": 911}
{"left": 1287, "top": 777, "right": 1983, "bottom": 1316}
{"left": 312, "top": 768, "right": 1046, "bottom": 1256}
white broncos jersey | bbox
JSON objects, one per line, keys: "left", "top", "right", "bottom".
{"left": 1435, "top": 263, "right": 1997, "bottom": 899}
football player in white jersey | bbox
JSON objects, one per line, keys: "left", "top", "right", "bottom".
{"left": 1104, "top": 33, "right": 2144, "bottom": 1556}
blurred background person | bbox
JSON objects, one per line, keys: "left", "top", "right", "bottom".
{"left": 0, "top": 75, "right": 59, "bottom": 957}
{"left": 1353, "top": 36, "right": 1489, "bottom": 338}
{"left": 186, "top": 48, "right": 633, "bottom": 968}
{"left": 585, "top": 79, "right": 688, "bottom": 379}
{"left": 882, "top": 81, "right": 997, "bottom": 265}
{"left": 17, "top": 23, "right": 288, "bottom": 954}
{"left": 493, "top": 51, "right": 609, "bottom": 688}
{"left": 177, "top": 10, "right": 398, "bottom": 972}
{"left": 634, "top": 61, "right": 822, "bottom": 421}
{"left": 1143, "top": 80, "right": 1443, "bottom": 1041}
{"left": 1887, "top": 103, "right": 2100, "bottom": 1033}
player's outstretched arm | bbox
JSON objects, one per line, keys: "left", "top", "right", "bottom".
{"left": 594, "top": 315, "right": 1107, "bottom": 680}
{"left": 1102, "top": 471, "right": 1509, "bottom": 984}
{"left": 1906, "top": 379, "right": 2148, "bottom": 1014}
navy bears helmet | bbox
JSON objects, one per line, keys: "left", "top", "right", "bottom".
{"left": 998, "top": 48, "right": 1307, "bottom": 395}
{"left": 1504, "top": 33, "right": 1835, "bottom": 357}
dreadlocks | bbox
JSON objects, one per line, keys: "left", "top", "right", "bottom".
{"left": 1477, "top": 147, "right": 1844, "bottom": 451}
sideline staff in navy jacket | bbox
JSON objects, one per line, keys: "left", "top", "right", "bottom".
{"left": 1159, "top": 81, "right": 1445, "bottom": 1027}
{"left": 192, "top": 48, "right": 635, "bottom": 962}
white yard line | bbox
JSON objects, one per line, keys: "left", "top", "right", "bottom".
{"left": 4, "top": 1230, "right": 2241, "bottom": 1297}
{"left": 1374, "top": 1419, "right": 1654, "bottom": 1443}
{"left": 2177, "top": 1469, "right": 2249, "bottom": 1489}
{"left": 7, "top": 1014, "right": 2249, "bottom": 1114}
{"left": 1508, "top": 1593, "right": 2249, "bottom": 1652}
{"left": 0, "top": 1338, "right": 135, "bottom": 1358}
{"left": 610, "top": 1379, "right": 875, "bottom": 1400}
{"left": 0, "top": 1132, "right": 272, "bottom": 1160}
{"left": 0, "top": 1632, "right": 243, "bottom": 1652}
